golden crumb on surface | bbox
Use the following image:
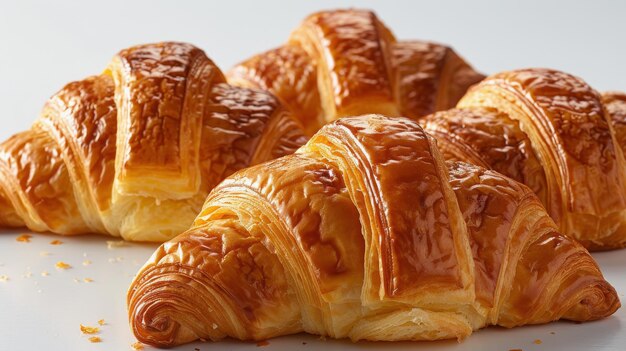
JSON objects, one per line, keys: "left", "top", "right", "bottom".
{"left": 106, "top": 240, "right": 127, "bottom": 249}
{"left": 50, "top": 240, "right": 63, "bottom": 245}
{"left": 534, "top": 339, "right": 542, "bottom": 344}
{"left": 80, "top": 324, "right": 100, "bottom": 334}
{"left": 56, "top": 261, "right": 71, "bottom": 270}
{"left": 82, "top": 260, "right": 92, "bottom": 266}
{"left": 131, "top": 341, "right": 144, "bottom": 350}
{"left": 98, "top": 319, "right": 105, "bottom": 326}
{"left": 88, "top": 336, "right": 102, "bottom": 343}
{"left": 41, "top": 271, "right": 49, "bottom": 277}
{"left": 84, "top": 278, "right": 94, "bottom": 283}
{"left": 0, "top": 275, "right": 8, "bottom": 282}
{"left": 16, "top": 234, "right": 32, "bottom": 242}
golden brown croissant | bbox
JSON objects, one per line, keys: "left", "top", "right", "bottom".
{"left": 421, "top": 68, "right": 626, "bottom": 250}
{"left": 0, "top": 42, "right": 306, "bottom": 242}
{"left": 128, "top": 115, "right": 618, "bottom": 347}
{"left": 228, "top": 9, "right": 484, "bottom": 135}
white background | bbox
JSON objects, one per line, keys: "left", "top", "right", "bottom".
{"left": 1, "top": 1, "right": 625, "bottom": 350}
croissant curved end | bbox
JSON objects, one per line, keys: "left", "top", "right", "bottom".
{"left": 128, "top": 264, "right": 211, "bottom": 347}
{"left": 563, "top": 279, "right": 621, "bottom": 322}
{"left": 128, "top": 264, "right": 224, "bottom": 347}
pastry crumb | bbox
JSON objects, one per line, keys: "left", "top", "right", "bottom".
{"left": 82, "top": 260, "right": 92, "bottom": 266}
{"left": 80, "top": 324, "right": 100, "bottom": 334}
{"left": 0, "top": 275, "right": 8, "bottom": 282}
{"left": 98, "top": 319, "right": 105, "bottom": 325}
{"left": 23, "top": 271, "right": 33, "bottom": 278}
{"left": 50, "top": 240, "right": 63, "bottom": 245}
{"left": 107, "top": 240, "right": 127, "bottom": 249}
{"left": 108, "top": 258, "right": 116, "bottom": 263}
{"left": 534, "top": 339, "right": 542, "bottom": 344}
{"left": 131, "top": 341, "right": 144, "bottom": 350}
{"left": 84, "top": 278, "right": 94, "bottom": 283}
{"left": 88, "top": 336, "right": 102, "bottom": 343}
{"left": 56, "top": 261, "right": 71, "bottom": 270}
{"left": 256, "top": 340, "right": 270, "bottom": 347}
{"left": 73, "top": 278, "right": 82, "bottom": 283}
{"left": 41, "top": 271, "right": 50, "bottom": 277}
{"left": 40, "top": 251, "right": 51, "bottom": 256}
{"left": 16, "top": 234, "right": 32, "bottom": 242}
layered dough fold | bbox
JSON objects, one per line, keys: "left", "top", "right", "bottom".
{"left": 0, "top": 42, "right": 306, "bottom": 241}
{"left": 229, "top": 9, "right": 484, "bottom": 135}
{"left": 422, "top": 68, "right": 626, "bottom": 249}
{"left": 128, "top": 115, "right": 619, "bottom": 347}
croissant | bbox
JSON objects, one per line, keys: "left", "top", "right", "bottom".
{"left": 421, "top": 68, "right": 626, "bottom": 250}
{"left": 0, "top": 42, "right": 306, "bottom": 242}
{"left": 228, "top": 9, "right": 484, "bottom": 135}
{"left": 127, "top": 115, "right": 618, "bottom": 347}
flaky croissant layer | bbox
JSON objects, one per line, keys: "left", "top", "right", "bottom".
{"left": 229, "top": 8, "right": 483, "bottom": 135}
{"left": 422, "top": 68, "right": 626, "bottom": 250}
{"left": 128, "top": 115, "right": 619, "bottom": 347}
{"left": 0, "top": 42, "right": 306, "bottom": 242}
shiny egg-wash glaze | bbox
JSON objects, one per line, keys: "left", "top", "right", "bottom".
{"left": 128, "top": 115, "right": 618, "bottom": 347}
{"left": 0, "top": 42, "right": 306, "bottom": 242}
{"left": 422, "top": 69, "right": 626, "bottom": 250}
{"left": 228, "top": 9, "right": 484, "bottom": 135}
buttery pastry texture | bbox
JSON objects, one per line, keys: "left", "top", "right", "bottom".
{"left": 422, "top": 68, "right": 626, "bottom": 250}
{"left": 128, "top": 115, "right": 619, "bottom": 347}
{"left": 0, "top": 42, "right": 305, "bottom": 242}
{"left": 229, "top": 9, "right": 484, "bottom": 135}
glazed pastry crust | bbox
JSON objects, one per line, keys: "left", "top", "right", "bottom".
{"left": 228, "top": 9, "right": 483, "bottom": 135}
{"left": 128, "top": 115, "right": 619, "bottom": 347}
{"left": 422, "top": 68, "right": 626, "bottom": 250}
{"left": 0, "top": 42, "right": 306, "bottom": 241}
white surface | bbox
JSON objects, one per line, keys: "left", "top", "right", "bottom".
{"left": 1, "top": 229, "right": 625, "bottom": 351}
{"left": 1, "top": 0, "right": 626, "bottom": 350}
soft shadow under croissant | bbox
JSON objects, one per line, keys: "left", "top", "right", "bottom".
{"left": 128, "top": 115, "right": 619, "bottom": 347}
